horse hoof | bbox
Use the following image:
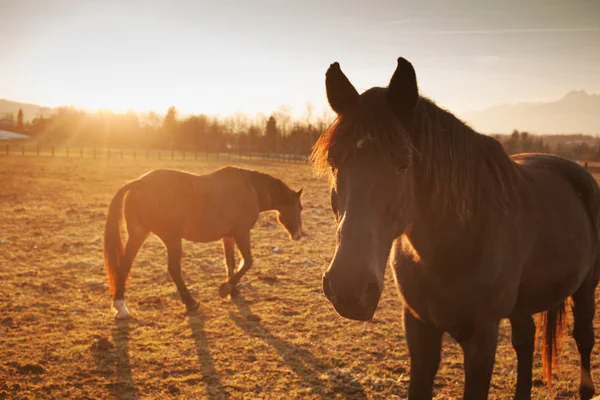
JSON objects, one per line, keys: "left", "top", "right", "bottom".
{"left": 219, "top": 282, "right": 232, "bottom": 298}
{"left": 580, "top": 384, "right": 595, "bottom": 400}
{"left": 114, "top": 309, "right": 131, "bottom": 319}
{"left": 113, "top": 300, "right": 131, "bottom": 319}
{"left": 186, "top": 300, "right": 200, "bottom": 312}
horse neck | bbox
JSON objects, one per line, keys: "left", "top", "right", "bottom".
{"left": 247, "top": 172, "right": 282, "bottom": 212}
{"left": 409, "top": 100, "right": 519, "bottom": 223}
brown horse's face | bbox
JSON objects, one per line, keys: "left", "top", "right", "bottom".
{"left": 324, "top": 145, "right": 413, "bottom": 320}
{"left": 319, "top": 58, "right": 419, "bottom": 321}
{"left": 277, "top": 188, "right": 303, "bottom": 241}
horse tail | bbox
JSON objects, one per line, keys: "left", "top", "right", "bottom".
{"left": 104, "top": 180, "right": 138, "bottom": 297}
{"left": 536, "top": 302, "right": 568, "bottom": 388}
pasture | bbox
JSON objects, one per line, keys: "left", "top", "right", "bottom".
{"left": 1, "top": 155, "right": 599, "bottom": 399}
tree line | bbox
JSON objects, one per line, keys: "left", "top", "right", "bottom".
{"left": 2, "top": 106, "right": 327, "bottom": 156}
{"left": 3, "top": 107, "right": 600, "bottom": 160}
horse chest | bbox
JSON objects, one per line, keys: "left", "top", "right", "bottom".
{"left": 393, "top": 255, "right": 514, "bottom": 333}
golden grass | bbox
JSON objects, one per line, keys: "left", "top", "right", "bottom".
{"left": 0, "top": 156, "right": 598, "bottom": 399}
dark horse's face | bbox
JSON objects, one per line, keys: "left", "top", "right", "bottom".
{"left": 277, "top": 188, "right": 303, "bottom": 241}
{"left": 316, "top": 58, "right": 419, "bottom": 321}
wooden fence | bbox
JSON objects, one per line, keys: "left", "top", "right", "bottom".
{"left": 0, "top": 144, "right": 308, "bottom": 163}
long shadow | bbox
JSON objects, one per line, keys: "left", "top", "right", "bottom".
{"left": 187, "top": 312, "right": 231, "bottom": 400}
{"left": 92, "top": 319, "right": 138, "bottom": 399}
{"left": 111, "top": 319, "right": 138, "bottom": 400}
{"left": 229, "top": 293, "right": 366, "bottom": 399}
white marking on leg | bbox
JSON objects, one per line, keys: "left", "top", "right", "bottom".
{"left": 113, "top": 299, "right": 131, "bottom": 319}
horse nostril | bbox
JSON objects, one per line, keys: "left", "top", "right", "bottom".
{"left": 322, "top": 274, "right": 335, "bottom": 301}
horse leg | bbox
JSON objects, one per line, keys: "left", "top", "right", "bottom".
{"left": 404, "top": 310, "right": 442, "bottom": 400}
{"left": 221, "top": 236, "right": 239, "bottom": 297}
{"left": 219, "top": 230, "right": 252, "bottom": 298}
{"left": 165, "top": 239, "right": 199, "bottom": 312}
{"left": 458, "top": 321, "right": 499, "bottom": 400}
{"left": 113, "top": 228, "right": 148, "bottom": 319}
{"left": 510, "top": 314, "right": 536, "bottom": 400}
{"left": 222, "top": 237, "right": 236, "bottom": 279}
{"left": 572, "top": 280, "right": 597, "bottom": 400}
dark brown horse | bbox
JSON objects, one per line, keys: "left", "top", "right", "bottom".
{"left": 104, "top": 166, "right": 303, "bottom": 319}
{"left": 312, "top": 58, "right": 600, "bottom": 399}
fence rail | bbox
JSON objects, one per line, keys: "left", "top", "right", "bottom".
{"left": 0, "top": 144, "right": 308, "bottom": 163}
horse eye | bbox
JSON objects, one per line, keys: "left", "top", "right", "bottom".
{"left": 328, "top": 156, "right": 337, "bottom": 170}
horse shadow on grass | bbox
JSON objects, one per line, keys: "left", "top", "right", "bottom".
{"left": 229, "top": 293, "right": 366, "bottom": 399}
{"left": 187, "top": 311, "right": 231, "bottom": 400}
{"left": 92, "top": 319, "right": 138, "bottom": 400}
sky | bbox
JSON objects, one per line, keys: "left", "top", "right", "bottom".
{"left": 1, "top": 0, "right": 599, "bottom": 118}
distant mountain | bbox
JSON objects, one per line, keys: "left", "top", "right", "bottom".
{"left": 0, "top": 99, "right": 53, "bottom": 122}
{"left": 461, "top": 91, "right": 600, "bottom": 135}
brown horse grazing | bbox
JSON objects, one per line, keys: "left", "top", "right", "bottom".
{"left": 312, "top": 58, "right": 600, "bottom": 400}
{"left": 104, "top": 166, "right": 303, "bottom": 319}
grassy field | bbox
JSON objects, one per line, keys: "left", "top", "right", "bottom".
{"left": 1, "top": 156, "right": 599, "bottom": 399}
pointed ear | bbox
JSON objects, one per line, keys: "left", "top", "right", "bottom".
{"left": 388, "top": 57, "right": 419, "bottom": 124}
{"left": 326, "top": 62, "right": 359, "bottom": 115}
{"left": 296, "top": 187, "right": 303, "bottom": 197}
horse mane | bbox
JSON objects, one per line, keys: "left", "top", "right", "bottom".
{"left": 414, "top": 98, "right": 520, "bottom": 220}
{"left": 243, "top": 169, "right": 297, "bottom": 209}
{"left": 310, "top": 88, "right": 520, "bottom": 220}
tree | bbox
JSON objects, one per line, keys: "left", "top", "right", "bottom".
{"left": 16, "top": 109, "right": 24, "bottom": 132}
{"left": 162, "top": 106, "right": 178, "bottom": 147}
{"left": 180, "top": 114, "right": 209, "bottom": 150}
{"left": 519, "top": 131, "right": 531, "bottom": 152}
{"left": 265, "top": 116, "right": 278, "bottom": 152}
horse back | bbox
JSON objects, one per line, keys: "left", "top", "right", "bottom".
{"left": 510, "top": 154, "right": 600, "bottom": 314}
{"left": 126, "top": 168, "right": 260, "bottom": 242}
{"left": 513, "top": 153, "right": 600, "bottom": 236}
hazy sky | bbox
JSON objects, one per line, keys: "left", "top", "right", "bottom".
{"left": 1, "top": 0, "right": 599, "bottom": 117}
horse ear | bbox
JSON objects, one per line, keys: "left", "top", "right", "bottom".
{"left": 296, "top": 187, "right": 303, "bottom": 197}
{"left": 388, "top": 57, "right": 419, "bottom": 124}
{"left": 326, "top": 62, "right": 359, "bottom": 115}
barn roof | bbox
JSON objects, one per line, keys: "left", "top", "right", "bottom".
{"left": 0, "top": 130, "right": 30, "bottom": 140}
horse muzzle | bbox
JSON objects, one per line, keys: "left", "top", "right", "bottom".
{"left": 322, "top": 272, "right": 381, "bottom": 321}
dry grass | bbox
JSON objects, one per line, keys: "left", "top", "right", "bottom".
{"left": 0, "top": 156, "right": 599, "bottom": 400}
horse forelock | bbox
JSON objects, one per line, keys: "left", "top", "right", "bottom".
{"left": 310, "top": 88, "right": 413, "bottom": 177}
